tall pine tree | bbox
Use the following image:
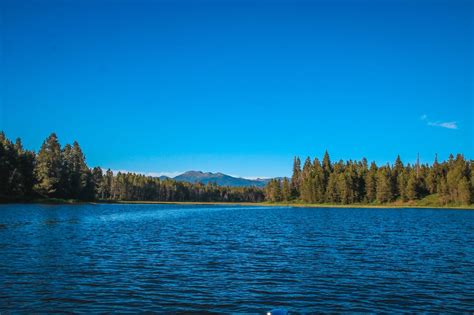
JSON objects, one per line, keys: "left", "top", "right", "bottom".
{"left": 290, "top": 156, "right": 301, "bottom": 199}
{"left": 34, "top": 133, "right": 63, "bottom": 197}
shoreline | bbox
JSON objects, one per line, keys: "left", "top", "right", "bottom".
{"left": 109, "top": 200, "right": 474, "bottom": 210}
{"left": 3, "top": 199, "right": 472, "bottom": 210}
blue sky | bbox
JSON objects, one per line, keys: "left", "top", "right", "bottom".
{"left": 1, "top": 0, "right": 472, "bottom": 178}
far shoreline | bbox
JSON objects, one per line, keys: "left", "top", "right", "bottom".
{"left": 2, "top": 199, "right": 473, "bottom": 210}
{"left": 108, "top": 200, "right": 474, "bottom": 210}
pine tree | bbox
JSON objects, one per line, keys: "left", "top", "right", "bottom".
{"left": 426, "top": 154, "right": 440, "bottom": 194}
{"left": 312, "top": 158, "right": 325, "bottom": 203}
{"left": 70, "top": 141, "right": 90, "bottom": 199}
{"left": 322, "top": 150, "right": 332, "bottom": 187}
{"left": 0, "top": 134, "right": 8, "bottom": 197}
{"left": 397, "top": 169, "right": 408, "bottom": 201}
{"left": 365, "top": 162, "right": 377, "bottom": 203}
{"left": 265, "top": 179, "right": 282, "bottom": 202}
{"left": 325, "top": 172, "right": 339, "bottom": 203}
{"left": 300, "top": 157, "right": 313, "bottom": 203}
{"left": 9, "top": 138, "right": 25, "bottom": 195}
{"left": 281, "top": 177, "right": 291, "bottom": 202}
{"left": 457, "top": 178, "right": 471, "bottom": 205}
{"left": 0, "top": 133, "right": 36, "bottom": 200}
{"left": 34, "top": 133, "right": 63, "bottom": 197}
{"left": 60, "top": 143, "right": 73, "bottom": 198}
{"left": 352, "top": 160, "right": 365, "bottom": 203}
{"left": 337, "top": 172, "right": 352, "bottom": 204}
{"left": 376, "top": 166, "right": 393, "bottom": 203}
{"left": 470, "top": 161, "right": 474, "bottom": 204}
{"left": 0, "top": 133, "right": 17, "bottom": 197}
{"left": 439, "top": 177, "right": 449, "bottom": 205}
{"left": 346, "top": 162, "right": 358, "bottom": 203}
{"left": 274, "top": 179, "right": 282, "bottom": 202}
{"left": 92, "top": 167, "right": 104, "bottom": 199}
{"left": 16, "top": 143, "right": 35, "bottom": 198}
{"left": 443, "top": 154, "right": 470, "bottom": 204}
{"left": 406, "top": 170, "right": 419, "bottom": 200}
{"left": 80, "top": 168, "right": 96, "bottom": 201}
{"left": 102, "top": 169, "right": 114, "bottom": 199}
{"left": 392, "top": 155, "right": 404, "bottom": 198}
{"left": 290, "top": 156, "right": 301, "bottom": 198}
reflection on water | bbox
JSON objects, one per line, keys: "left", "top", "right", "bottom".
{"left": 0, "top": 203, "right": 473, "bottom": 313}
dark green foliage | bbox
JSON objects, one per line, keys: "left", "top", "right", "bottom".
{"left": 442, "top": 154, "right": 471, "bottom": 205}
{"left": 290, "top": 157, "right": 301, "bottom": 199}
{"left": 392, "top": 155, "right": 404, "bottom": 198}
{"left": 300, "top": 157, "right": 313, "bottom": 203}
{"left": 405, "top": 170, "right": 420, "bottom": 200}
{"left": 100, "top": 169, "right": 114, "bottom": 200}
{"left": 0, "top": 133, "right": 36, "bottom": 200}
{"left": 470, "top": 162, "right": 474, "bottom": 204}
{"left": 397, "top": 169, "right": 408, "bottom": 202}
{"left": 281, "top": 178, "right": 291, "bottom": 202}
{"left": 92, "top": 167, "right": 104, "bottom": 198}
{"left": 365, "top": 162, "right": 377, "bottom": 203}
{"left": 0, "top": 131, "right": 265, "bottom": 203}
{"left": 265, "top": 178, "right": 283, "bottom": 202}
{"left": 34, "top": 133, "right": 62, "bottom": 197}
{"left": 426, "top": 154, "right": 441, "bottom": 194}
{"left": 100, "top": 173, "right": 265, "bottom": 203}
{"left": 322, "top": 150, "right": 332, "bottom": 188}
{"left": 1, "top": 131, "right": 472, "bottom": 205}
{"left": 376, "top": 165, "right": 393, "bottom": 203}
{"left": 60, "top": 144, "right": 73, "bottom": 197}
{"left": 267, "top": 152, "right": 473, "bottom": 206}
{"left": 311, "top": 158, "right": 325, "bottom": 203}
{"left": 31, "top": 134, "right": 95, "bottom": 200}
{"left": 68, "top": 142, "right": 89, "bottom": 199}
{"left": 325, "top": 172, "right": 339, "bottom": 203}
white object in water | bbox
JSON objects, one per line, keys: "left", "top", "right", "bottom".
{"left": 267, "top": 308, "right": 288, "bottom": 315}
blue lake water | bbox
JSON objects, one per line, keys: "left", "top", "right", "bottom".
{"left": 0, "top": 203, "right": 473, "bottom": 313}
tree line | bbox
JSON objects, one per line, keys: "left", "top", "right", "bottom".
{"left": 0, "top": 132, "right": 264, "bottom": 203}
{"left": 2, "top": 131, "right": 472, "bottom": 205}
{"left": 265, "top": 151, "right": 473, "bottom": 206}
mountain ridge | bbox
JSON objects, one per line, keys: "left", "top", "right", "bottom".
{"left": 161, "top": 170, "right": 274, "bottom": 187}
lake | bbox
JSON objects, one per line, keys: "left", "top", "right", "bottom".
{"left": 0, "top": 204, "right": 473, "bottom": 313}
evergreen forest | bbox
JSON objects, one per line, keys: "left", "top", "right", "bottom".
{"left": 1, "top": 131, "right": 472, "bottom": 206}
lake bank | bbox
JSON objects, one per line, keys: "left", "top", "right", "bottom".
{"left": 108, "top": 200, "right": 474, "bottom": 210}
{"left": 2, "top": 198, "right": 473, "bottom": 210}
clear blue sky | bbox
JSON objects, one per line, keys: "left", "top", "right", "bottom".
{"left": 1, "top": 0, "right": 472, "bottom": 178}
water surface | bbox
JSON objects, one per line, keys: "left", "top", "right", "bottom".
{"left": 1, "top": 204, "right": 473, "bottom": 313}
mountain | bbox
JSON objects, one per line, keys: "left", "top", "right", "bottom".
{"left": 171, "top": 171, "right": 272, "bottom": 187}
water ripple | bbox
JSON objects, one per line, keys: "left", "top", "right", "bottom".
{"left": 0, "top": 204, "right": 473, "bottom": 313}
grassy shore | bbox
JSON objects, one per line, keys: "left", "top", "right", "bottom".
{"left": 0, "top": 198, "right": 90, "bottom": 205}
{"left": 102, "top": 199, "right": 474, "bottom": 210}
{"left": 2, "top": 197, "right": 473, "bottom": 210}
{"left": 265, "top": 202, "right": 474, "bottom": 210}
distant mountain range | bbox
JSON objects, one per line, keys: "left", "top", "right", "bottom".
{"left": 160, "top": 171, "right": 275, "bottom": 187}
